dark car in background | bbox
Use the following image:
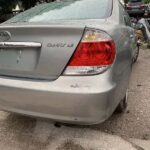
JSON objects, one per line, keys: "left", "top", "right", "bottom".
{"left": 126, "top": 0, "right": 145, "bottom": 16}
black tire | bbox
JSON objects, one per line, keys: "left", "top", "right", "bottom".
{"left": 116, "top": 90, "right": 128, "bottom": 113}
{"left": 132, "top": 46, "right": 139, "bottom": 63}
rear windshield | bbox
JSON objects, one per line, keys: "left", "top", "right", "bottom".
{"left": 6, "top": 0, "right": 112, "bottom": 23}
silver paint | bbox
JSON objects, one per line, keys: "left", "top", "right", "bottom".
{"left": 0, "top": 0, "right": 137, "bottom": 125}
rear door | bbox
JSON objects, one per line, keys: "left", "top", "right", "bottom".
{"left": 0, "top": 24, "right": 85, "bottom": 80}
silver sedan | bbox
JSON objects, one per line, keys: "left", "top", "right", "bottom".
{"left": 0, "top": 0, "right": 138, "bottom": 125}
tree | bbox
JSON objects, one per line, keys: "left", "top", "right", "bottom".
{"left": 0, "top": 0, "right": 56, "bottom": 22}
{"left": 0, "top": 0, "right": 17, "bottom": 13}
{"left": 144, "top": 0, "right": 150, "bottom": 3}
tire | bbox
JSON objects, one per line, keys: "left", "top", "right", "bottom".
{"left": 116, "top": 90, "right": 128, "bottom": 113}
{"left": 132, "top": 46, "right": 139, "bottom": 63}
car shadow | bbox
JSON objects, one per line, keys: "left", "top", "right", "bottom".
{"left": 0, "top": 111, "right": 126, "bottom": 150}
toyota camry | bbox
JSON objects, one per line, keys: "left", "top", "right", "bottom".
{"left": 0, "top": 0, "right": 138, "bottom": 125}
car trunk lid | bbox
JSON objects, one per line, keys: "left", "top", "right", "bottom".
{"left": 0, "top": 24, "right": 85, "bottom": 80}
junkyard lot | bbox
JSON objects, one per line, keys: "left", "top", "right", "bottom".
{"left": 0, "top": 47, "right": 149, "bottom": 149}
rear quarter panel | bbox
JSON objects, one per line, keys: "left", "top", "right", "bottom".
{"left": 79, "top": 19, "right": 134, "bottom": 113}
{"left": 108, "top": 25, "right": 133, "bottom": 109}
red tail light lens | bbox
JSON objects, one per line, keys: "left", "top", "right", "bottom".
{"left": 63, "top": 29, "right": 116, "bottom": 76}
{"left": 68, "top": 40, "right": 115, "bottom": 66}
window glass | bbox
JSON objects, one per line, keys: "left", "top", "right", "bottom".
{"left": 6, "top": 0, "right": 112, "bottom": 23}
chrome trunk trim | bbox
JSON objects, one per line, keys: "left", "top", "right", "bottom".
{"left": 0, "top": 42, "right": 42, "bottom": 48}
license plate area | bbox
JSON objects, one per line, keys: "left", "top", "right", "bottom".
{"left": 0, "top": 48, "right": 40, "bottom": 72}
{"left": 132, "top": 5, "right": 140, "bottom": 8}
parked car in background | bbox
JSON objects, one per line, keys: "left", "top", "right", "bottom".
{"left": 0, "top": 0, "right": 138, "bottom": 125}
{"left": 126, "top": 0, "right": 145, "bottom": 16}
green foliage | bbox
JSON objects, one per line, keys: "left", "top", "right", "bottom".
{"left": 144, "top": 0, "right": 150, "bottom": 4}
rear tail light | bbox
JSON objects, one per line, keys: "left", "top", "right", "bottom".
{"left": 140, "top": 4, "right": 145, "bottom": 9}
{"left": 127, "top": 5, "right": 132, "bottom": 10}
{"left": 127, "top": 6, "right": 132, "bottom": 10}
{"left": 63, "top": 28, "right": 116, "bottom": 76}
{"left": 127, "top": 4, "right": 132, "bottom": 9}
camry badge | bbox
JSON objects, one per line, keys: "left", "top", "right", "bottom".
{"left": 0, "top": 31, "right": 11, "bottom": 42}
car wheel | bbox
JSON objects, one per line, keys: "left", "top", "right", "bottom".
{"left": 116, "top": 90, "right": 128, "bottom": 113}
{"left": 132, "top": 46, "right": 139, "bottom": 63}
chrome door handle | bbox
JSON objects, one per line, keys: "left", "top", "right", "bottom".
{"left": 0, "top": 42, "right": 42, "bottom": 48}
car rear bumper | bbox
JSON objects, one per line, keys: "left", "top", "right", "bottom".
{"left": 0, "top": 73, "right": 117, "bottom": 125}
{"left": 127, "top": 9, "right": 145, "bottom": 15}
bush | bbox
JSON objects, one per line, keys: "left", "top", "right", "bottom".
{"left": 144, "top": 0, "right": 150, "bottom": 4}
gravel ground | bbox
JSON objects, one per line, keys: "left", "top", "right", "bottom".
{"left": 0, "top": 47, "right": 149, "bottom": 149}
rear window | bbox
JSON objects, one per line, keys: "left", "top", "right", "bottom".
{"left": 6, "top": 0, "right": 112, "bottom": 23}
